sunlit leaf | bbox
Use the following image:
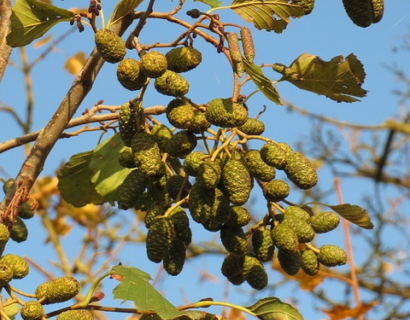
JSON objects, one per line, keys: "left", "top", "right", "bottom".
{"left": 57, "top": 151, "right": 105, "bottom": 207}
{"left": 64, "top": 52, "right": 86, "bottom": 75}
{"left": 4, "top": 298, "right": 19, "bottom": 320}
{"left": 33, "top": 34, "right": 53, "bottom": 48}
{"left": 243, "top": 57, "right": 282, "bottom": 105}
{"left": 322, "top": 301, "right": 378, "bottom": 320}
{"left": 68, "top": 7, "right": 89, "bottom": 15}
{"left": 140, "top": 311, "right": 217, "bottom": 320}
{"left": 108, "top": 0, "right": 144, "bottom": 27}
{"left": 273, "top": 53, "right": 367, "bottom": 102}
{"left": 7, "top": 0, "right": 74, "bottom": 47}
{"left": 89, "top": 133, "right": 133, "bottom": 205}
{"left": 112, "top": 265, "right": 183, "bottom": 320}
{"left": 192, "top": 0, "right": 222, "bottom": 8}
{"left": 247, "top": 297, "right": 304, "bottom": 320}
{"left": 230, "top": 0, "right": 304, "bottom": 33}
{"left": 326, "top": 203, "right": 374, "bottom": 229}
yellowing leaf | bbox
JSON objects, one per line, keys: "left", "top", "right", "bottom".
{"left": 231, "top": 0, "right": 304, "bottom": 33}
{"left": 4, "top": 298, "right": 19, "bottom": 320}
{"left": 64, "top": 52, "right": 86, "bottom": 75}
{"left": 228, "top": 308, "right": 246, "bottom": 320}
{"left": 7, "top": 0, "right": 74, "bottom": 47}
{"left": 68, "top": 7, "right": 89, "bottom": 15}
{"left": 193, "top": 0, "right": 222, "bottom": 8}
{"left": 322, "top": 301, "right": 378, "bottom": 320}
{"left": 327, "top": 203, "right": 374, "bottom": 229}
{"left": 242, "top": 57, "right": 282, "bottom": 105}
{"left": 33, "top": 34, "right": 53, "bottom": 48}
{"left": 108, "top": 0, "right": 144, "bottom": 27}
{"left": 273, "top": 53, "right": 367, "bottom": 102}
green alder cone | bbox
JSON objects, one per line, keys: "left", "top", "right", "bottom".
{"left": 342, "top": 0, "right": 373, "bottom": 28}
{"left": 155, "top": 70, "right": 189, "bottom": 97}
{"left": 131, "top": 132, "right": 163, "bottom": 177}
{"left": 242, "top": 255, "right": 268, "bottom": 290}
{"left": 146, "top": 217, "right": 176, "bottom": 263}
{"left": 2, "top": 178, "right": 14, "bottom": 194}
{"left": 166, "top": 130, "right": 197, "bottom": 158}
{"left": 10, "top": 217, "right": 28, "bottom": 243}
{"left": 291, "top": 0, "right": 315, "bottom": 15}
{"left": 21, "top": 301, "right": 44, "bottom": 320}
{"left": 187, "top": 109, "right": 211, "bottom": 133}
{"left": 197, "top": 160, "right": 221, "bottom": 190}
{"left": 284, "top": 152, "right": 318, "bottom": 190}
{"left": 260, "top": 142, "right": 288, "bottom": 169}
{"left": 117, "top": 169, "right": 148, "bottom": 210}
{"left": 221, "top": 159, "right": 252, "bottom": 206}
{"left": 36, "top": 276, "right": 80, "bottom": 305}
{"left": 119, "top": 102, "right": 145, "bottom": 147}
{"left": 227, "top": 32, "right": 242, "bottom": 63}
{"left": 163, "top": 238, "right": 186, "bottom": 276}
{"left": 144, "top": 202, "right": 168, "bottom": 228}
{"left": 17, "top": 200, "right": 35, "bottom": 219}
{"left": 225, "top": 206, "right": 251, "bottom": 228}
{"left": 95, "top": 29, "right": 126, "bottom": 63}
{"left": 371, "top": 0, "right": 384, "bottom": 23}
{"left": 240, "top": 27, "right": 255, "bottom": 63}
{"left": 0, "top": 224, "right": 9, "bottom": 254}
{"left": 151, "top": 124, "right": 173, "bottom": 152}
{"left": 233, "top": 60, "right": 245, "bottom": 78}
{"left": 117, "top": 58, "right": 145, "bottom": 91}
{"left": 188, "top": 182, "right": 215, "bottom": 223}
{"left": 221, "top": 253, "right": 246, "bottom": 285}
{"left": 170, "top": 209, "right": 190, "bottom": 235}
{"left": 311, "top": 211, "right": 340, "bottom": 233}
{"left": 284, "top": 206, "right": 311, "bottom": 222}
{"left": 262, "top": 179, "right": 290, "bottom": 202}
{"left": 205, "top": 98, "right": 248, "bottom": 128}
{"left": 139, "top": 51, "right": 168, "bottom": 78}
{"left": 166, "top": 46, "right": 202, "bottom": 73}
{"left": 183, "top": 151, "right": 208, "bottom": 177}
{"left": 0, "top": 263, "right": 13, "bottom": 287}
{"left": 177, "top": 225, "right": 192, "bottom": 246}
{"left": 166, "top": 175, "right": 191, "bottom": 200}
{"left": 238, "top": 118, "right": 265, "bottom": 135}
{"left": 252, "top": 228, "right": 275, "bottom": 262}
{"left": 220, "top": 225, "right": 248, "bottom": 255}
{"left": 210, "top": 188, "right": 231, "bottom": 224}
{"left": 282, "top": 217, "right": 315, "bottom": 243}
{"left": 0, "top": 254, "right": 29, "bottom": 279}
{"left": 300, "top": 249, "right": 319, "bottom": 276}
{"left": 271, "top": 224, "right": 299, "bottom": 252}
{"left": 118, "top": 147, "right": 136, "bottom": 168}
{"left": 318, "top": 245, "right": 347, "bottom": 267}
{"left": 56, "top": 310, "right": 94, "bottom": 320}
{"left": 245, "top": 149, "right": 275, "bottom": 182}
{"left": 278, "top": 142, "right": 293, "bottom": 157}
{"left": 278, "top": 250, "right": 301, "bottom": 275}
{"left": 166, "top": 99, "right": 195, "bottom": 129}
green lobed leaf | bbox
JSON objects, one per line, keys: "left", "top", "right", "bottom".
{"left": 89, "top": 133, "right": 133, "bottom": 206}
{"left": 57, "top": 151, "right": 105, "bottom": 207}
{"left": 192, "top": 0, "right": 223, "bottom": 8}
{"left": 230, "top": 0, "right": 304, "bottom": 33}
{"left": 326, "top": 204, "right": 374, "bottom": 229}
{"left": 242, "top": 58, "right": 282, "bottom": 105}
{"left": 108, "top": 0, "right": 144, "bottom": 27}
{"left": 7, "top": 0, "right": 74, "bottom": 47}
{"left": 273, "top": 53, "right": 367, "bottom": 102}
{"left": 112, "top": 265, "right": 184, "bottom": 320}
{"left": 247, "top": 297, "right": 304, "bottom": 320}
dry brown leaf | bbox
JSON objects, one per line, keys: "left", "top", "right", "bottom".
{"left": 322, "top": 301, "right": 379, "bottom": 320}
{"left": 227, "top": 308, "right": 246, "bottom": 320}
{"left": 33, "top": 34, "right": 53, "bottom": 48}
{"left": 64, "top": 52, "right": 86, "bottom": 75}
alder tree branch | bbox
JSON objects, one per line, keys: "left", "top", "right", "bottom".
{"left": 0, "top": 14, "right": 135, "bottom": 220}
{"left": 0, "top": 0, "right": 12, "bottom": 85}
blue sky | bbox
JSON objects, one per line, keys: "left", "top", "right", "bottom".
{"left": 1, "top": 1, "right": 410, "bottom": 319}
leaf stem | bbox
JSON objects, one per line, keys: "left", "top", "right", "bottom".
{"left": 76, "top": 270, "right": 113, "bottom": 308}
{"left": 180, "top": 300, "right": 258, "bottom": 318}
